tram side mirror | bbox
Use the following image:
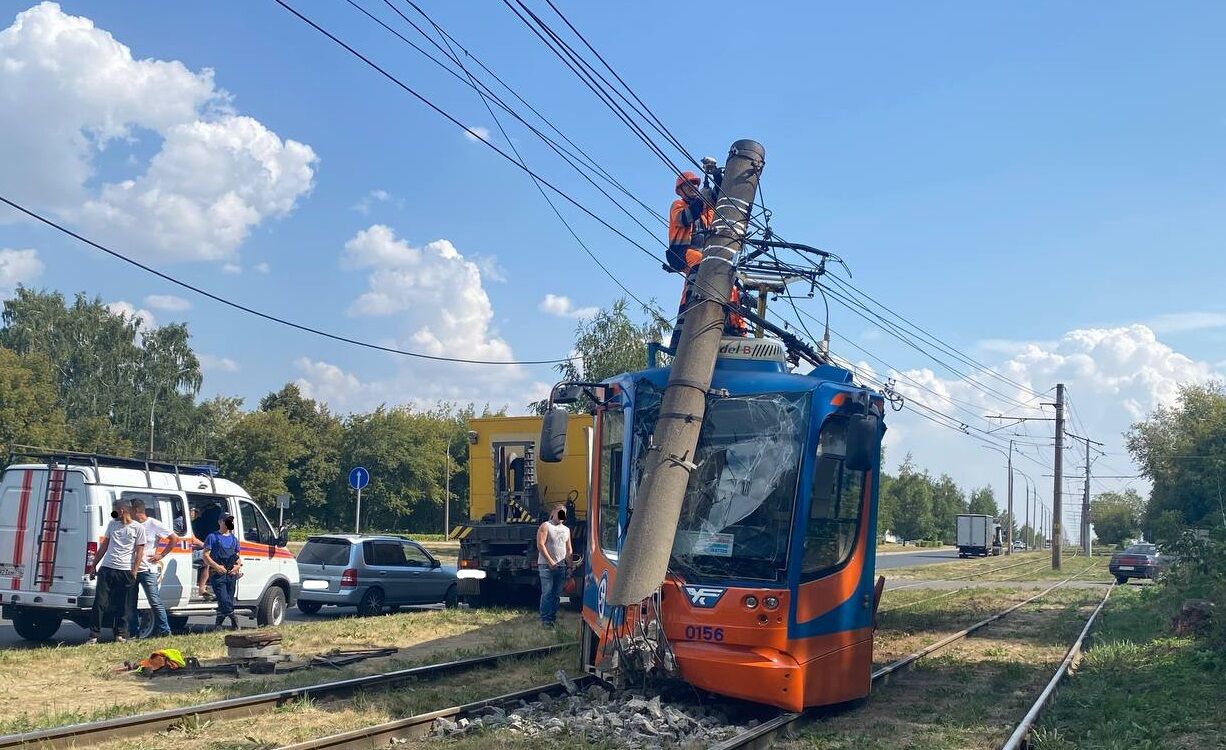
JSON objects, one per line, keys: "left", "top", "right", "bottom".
{"left": 552, "top": 383, "right": 584, "bottom": 405}
{"left": 540, "top": 408, "right": 569, "bottom": 463}
{"left": 845, "top": 413, "right": 879, "bottom": 472}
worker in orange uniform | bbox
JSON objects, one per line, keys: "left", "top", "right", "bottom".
{"left": 666, "top": 166, "right": 747, "bottom": 352}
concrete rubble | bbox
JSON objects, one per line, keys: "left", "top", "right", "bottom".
{"left": 430, "top": 679, "right": 756, "bottom": 748}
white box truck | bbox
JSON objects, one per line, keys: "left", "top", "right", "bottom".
{"left": 0, "top": 447, "right": 299, "bottom": 641}
{"left": 956, "top": 514, "right": 1002, "bottom": 558}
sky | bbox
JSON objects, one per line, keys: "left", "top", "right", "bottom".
{"left": 1, "top": 1, "right": 1224, "bottom": 539}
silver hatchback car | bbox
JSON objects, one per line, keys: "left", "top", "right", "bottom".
{"left": 295, "top": 534, "right": 459, "bottom": 615}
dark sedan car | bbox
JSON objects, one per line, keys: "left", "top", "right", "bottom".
{"left": 1109, "top": 543, "right": 1168, "bottom": 584}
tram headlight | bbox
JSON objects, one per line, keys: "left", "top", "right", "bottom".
{"left": 763, "top": 596, "right": 780, "bottom": 610}
{"left": 743, "top": 595, "right": 759, "bottom": 609}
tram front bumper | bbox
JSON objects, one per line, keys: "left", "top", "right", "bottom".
{"left": 671, "top": 641, "right": 805, "bottom": 712}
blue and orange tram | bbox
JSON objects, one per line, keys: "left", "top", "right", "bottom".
{"left": 542, "top": 336, "right": 886, "bottom": 712}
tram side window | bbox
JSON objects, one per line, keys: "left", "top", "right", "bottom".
{"left": 802, "top": 417, "right": 866, "bottom": 579}
{"left": 598, "top": 409, "right": 625, "bottom": 556}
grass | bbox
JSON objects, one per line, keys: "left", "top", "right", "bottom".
{"left": 1030, "top": 583, "right": 1226, "bottom": 750}
{"left": 784, "top": 587, "right": 1107, "bottom": 749}
{"left": 90, "top": 646, "right": 578, "bottom": 750}
{"left": 0, "top": 606, "right": 574, "bottom": 735}
{"left": 885, "top": 549, "right": 1113, "bottom": 583}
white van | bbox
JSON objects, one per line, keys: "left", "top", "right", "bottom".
{"left": 0, "top": 448, "right": 299, "bottom": 641}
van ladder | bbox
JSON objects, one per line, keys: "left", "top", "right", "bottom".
{"left": 34, "top": 459, "right": 68, "bottom": 592}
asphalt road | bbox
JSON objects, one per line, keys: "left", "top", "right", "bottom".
{"left": 875, "top": 547, "right": 961, "bottom": 570}
{"left": 0, "top": 547, "right": 962, "bottom": 648}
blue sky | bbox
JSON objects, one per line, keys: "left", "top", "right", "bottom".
{"left": 1, "top": 1, "right": 1223, "bottom": 533}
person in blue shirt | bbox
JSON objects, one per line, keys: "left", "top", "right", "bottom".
{"left": 202, "top": 515, "right": 243, "bottom": 630}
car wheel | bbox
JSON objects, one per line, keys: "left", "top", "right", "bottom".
{"left": 134, "top": 610, "right": 156, "bottom": 639}
{"left": 297, "top": 600, "right": 323, "bottom": 615}
{"left": 1115, "top": 575, "right": 1128, "bottom": 585}
{"left": 256, "top": 586, "right": 287, "bottom": 627}
{"left": 444, "top": 584, "right": 459, "bottom": 609}
{"left": 11, "top": 610, "right": 60, "bottom": 642}
{"left": 358, "top": 587, "right": 385, "bottom": 617}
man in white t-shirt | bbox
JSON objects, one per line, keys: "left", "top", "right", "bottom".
{"left": 87, "top": 499, "right": 146, "bottom": 644}
{"left": 536, "top": 505, "right": 573, "bottom": 627}
{"left": 126, "top": 499, "right": 180, "bottom": 638}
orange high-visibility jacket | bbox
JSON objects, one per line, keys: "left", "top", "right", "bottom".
{"left": 667, "top": 197, "right": 714, "bottom": 272}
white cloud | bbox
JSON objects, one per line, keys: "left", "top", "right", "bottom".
{"left": 0, "top": 248, "right": 44, "bottom": 289}
{"left": 198, "top": 353, "right": 239, "bottom": 373}
{"left": 144, "top": 294, "right": 190, "bottom": 312}
{"left": 253, "top": 261, "right": 271, "bottom": 274}
{"left": 0, "top": 3, "right": 317, "bottom": 263}
{"left": 878, "top": 324, "right": 1221, "bottom": 533}
{"left": 221, "top": 262, "right": 242, "bottom": 275}
{"left": 1147, "top": 311, "right": 1226, "bottom": 334}
{"left": 464, "top": 125, "right": 491, "bottom": 143}
{"left": 105, "top": 300, "right": 156, "bottom": 329}
{"left": 294, "top": 225, "right": 539, "bottom": 413}
{"left": 351, "top": 189, "right": 397, "bottom": 215}
{"left": 539, "top": 293, "right": 598, "bottom": 320}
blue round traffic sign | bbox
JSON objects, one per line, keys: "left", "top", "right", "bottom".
{"left": 348, "top": 466, "right": 370, "bottom": 490}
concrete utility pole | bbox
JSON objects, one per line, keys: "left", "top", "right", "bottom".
{"left": 1063, "top": 431, "right": 1103, "bottom": 556}
{"left": 1006, "top": 439, "right": 1014, "bottom": 555}
{"left": 611, "top": 139, "right": 765, "bottom": 607}
{"left": 1052, "top": 383, "right": 1065, "bottom": 570}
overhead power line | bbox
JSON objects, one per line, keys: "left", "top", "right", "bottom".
{"left": 0, "top": 195, "right": 575, "bottom": 366}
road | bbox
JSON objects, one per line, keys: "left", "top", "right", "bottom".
{"left": 0, "top": 547, "right": 963, "bottom": 648}
{"left": 875, "top": 547, "right": 960, "bottom": 570}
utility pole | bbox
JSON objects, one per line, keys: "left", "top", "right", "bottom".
{"left": 1024, "top": 483, "right": 1030, "bottom": 549}
{"left": 1064, "top": 431, "right": 1103, "bottom": 556}
{"left": 1052, "top": 383, "right": 1065, "bottom": 570}
{"left": 612, "top": 140, "right": 766, "bottom": 606}
{"left": 1006, "top": 439, "right": 1014, "bottom": 555}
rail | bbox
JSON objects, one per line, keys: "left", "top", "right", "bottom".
{"left": 0, "top": 643, "right": 573, "bottom": 750}
{"left": 709, "top": 567, "right": 1103, "bottom": 749}
{"left": 277, "top": 675, "right": 595, "bottom": 749}
{"left": 999, "top": 583, "right": 1115, "bottom": 749}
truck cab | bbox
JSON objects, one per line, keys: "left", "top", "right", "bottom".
{"left": 0, "top": 448, "right": 298, "bottom": 641}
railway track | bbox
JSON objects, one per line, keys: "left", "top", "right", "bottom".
{"left": 0, "top": 643, "right": 573, "bottom": 750}
{"left": 878, "top": 554, "right": 1093, "bottom": 614}
{"left": 710, "top": 571, "right": 1114, "bottom": 750}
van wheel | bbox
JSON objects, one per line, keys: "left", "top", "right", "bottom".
{"left": 297, "top": 600, "right": 323, "bottom": 615}
{"left": 135, "top": 610, "right": 156, "bottom": 639}
{"left": 256, "top": 586, "right": 287, "bottom": 627}
{"left": 358, "top": 587, "right": 385, "bottom": 617}
{"left": 444, "top": 585, "right": 459, "bottom": 609}
{"left": 12, "top": 610, "right": 60, "bottom": 642}
{"left": 1115, "top": 575, "right": 1129, "bottom": 585}
{"left": 168, "top": 616, "right": 190, "bottom": 634}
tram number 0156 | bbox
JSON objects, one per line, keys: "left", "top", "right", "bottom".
{"left": 683, "top": 625, "right": 724, "bottom": 642}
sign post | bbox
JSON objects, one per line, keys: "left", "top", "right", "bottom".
{"left": 276, "top": 493, "right": 291, "bottom": 528}
{"left": 348, "top": 466, "right": 370, "bottom": 534}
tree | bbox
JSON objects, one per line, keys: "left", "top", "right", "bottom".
{"left": 887, "top": 456, "right": 937, "bottom": 541}
{"left": 930, "top": 474, "right": 967, "bottom": 543}
{"left": 259, "top": 384, "right": 343, "bottom": 526}
{"left": 1090, "top": 489, "right": 1145, "bottom": 547}
{"left": 1127, "top": 381, "right": 1226, "bottom": 541}
{"left": 968, "top": 486, "right": 998, "bottom": 517}
{"left": 0, "top": 288, "right": 202, "bottom": 453}
{"left": 215, "top": 410, "right": 305, "bottom": 508}
{"left": 533, "top": 298, "right": 669, "bottom": 413}
{"left": 0, "top": 347, "right": 69, "bottom": 451}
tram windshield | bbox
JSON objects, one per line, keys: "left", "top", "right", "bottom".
{"left": 631, "top": 381, "right": 809, "bottom": 582}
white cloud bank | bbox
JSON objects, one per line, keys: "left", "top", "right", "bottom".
{"left": 876, "top": 324, "right": 1221, "bottom": 533}
{"left": 144, "top": 294, "right": 190, "bottom": 312}
{"left": 0, "top": 248, "right": 44, "bottom": 291}
{"left": 295, "top": 225, "right": 541, "bottom": 413}
{"left": 0, "top": 2, "right": 317, "bottom": 264}
{"left": 539, "top": 294, "right": 598, "bottom": 320}
{"left": 198, "top": 353, "right": 239, "bottom": 373}
{"left": 105, "top": 300, "right": 156, "bottom": 329}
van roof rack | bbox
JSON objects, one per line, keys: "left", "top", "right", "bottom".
{"left": 6, "top": 444, "right": 220, "bottom": 492}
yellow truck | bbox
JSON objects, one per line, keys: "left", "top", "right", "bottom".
{"left": 451, "top": 414, "right": 592, "bottom": 606}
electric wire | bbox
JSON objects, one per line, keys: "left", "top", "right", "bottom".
{"left": 0, "top": 195, "right": 577, "bottom": 366}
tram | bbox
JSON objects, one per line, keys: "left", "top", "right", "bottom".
{"left": 542, "top": 335, "right": 886, "bottom": 712}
